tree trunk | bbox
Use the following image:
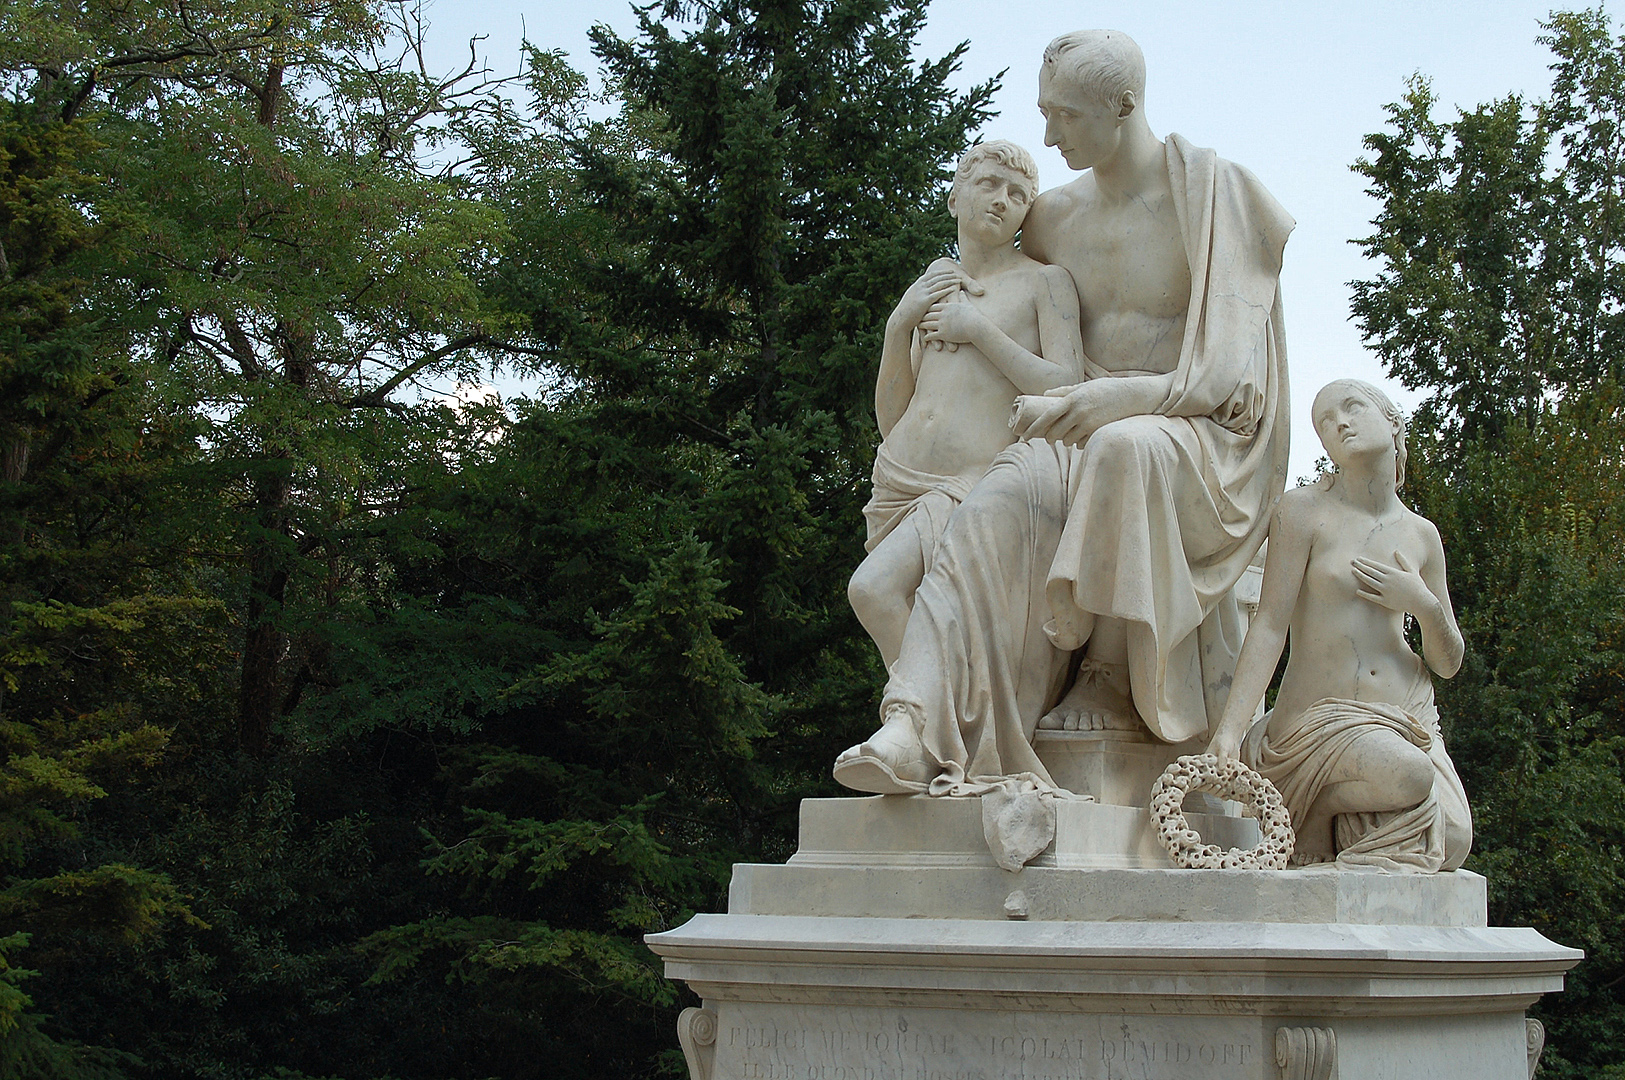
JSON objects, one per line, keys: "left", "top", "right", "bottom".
{"left": 235, "top": 311, "right": 309, "bottom": 754}
{"left": 238, "top": 463, "right": 290, "bottom": 755}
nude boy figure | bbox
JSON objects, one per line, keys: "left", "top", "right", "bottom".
{"left": 1206, "top": 380, "right": 1471, "bottom": 871}
{"left": 847, "top": 141, "right": 1084, "bottom": 673}
{"left": 835, "top": 30, "right": 1291, "bottom": 796}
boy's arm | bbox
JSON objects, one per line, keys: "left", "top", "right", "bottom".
{"left": 1033, "top": 264, "right": 1086, "bottom": 382}
{"left": 1010, "top": 373, "right": 1177, "bottom": 446}
{"left": 875, "top": 316, "right": 917, "bottom": 438}
{"left": 918, "top": 267, "right": 1081, "bottom": 394}
{"left": 876, "top": 260, "right": 966, "bottom": 436}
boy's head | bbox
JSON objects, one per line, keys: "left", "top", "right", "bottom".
{"left": 948, "top": 140, "right": 1040, "bottom": 245}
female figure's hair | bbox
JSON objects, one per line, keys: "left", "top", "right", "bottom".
{"left": 1315, "top": 378, "right": 1408, "bottom": 490}
{"left": 1041, "top": 30, "right": 1146, "bottom": 109}
{"left": 952, "top": 140, "right": 1039, "bottom": 200}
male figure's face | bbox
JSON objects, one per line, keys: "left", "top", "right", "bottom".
{"left": 948, "top": 161, "right": 1034, "bottom": 246}
{"left": 1037, "top": 66, "right": 1126, "bottom": 172}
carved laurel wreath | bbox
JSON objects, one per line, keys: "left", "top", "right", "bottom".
{"left": 1149, "top": 754, "right": 1295, "bottom": 869}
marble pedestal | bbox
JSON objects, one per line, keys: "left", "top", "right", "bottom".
{"left": 647, "top": 783, "right": 1580, "bottom": 1080}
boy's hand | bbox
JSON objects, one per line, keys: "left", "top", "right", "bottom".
{"left": 893, "top": 259, "right": 983, "bottom": 330}
{"left": 919, "top": 294, "right": 987, "bottom": 347}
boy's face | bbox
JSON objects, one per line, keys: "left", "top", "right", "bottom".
{"left": 949, "top": 161, "right": 1034, "bottom": 246}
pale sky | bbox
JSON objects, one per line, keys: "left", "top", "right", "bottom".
{"left": 427, "top": 1, "right": 1569, "bottom": 481}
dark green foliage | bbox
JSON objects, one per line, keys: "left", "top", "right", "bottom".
{"left": 0, "top": 0, "right": 994, "bottom": 1076}
{"left": 2, "top": 0, "right": 1616, "bottom": 1075}
{"left": 335, "top": 7, "right": 995, "bottom": 1066}
{"left": 1354, "top": 13, "right": 1625, "bottom": 1076}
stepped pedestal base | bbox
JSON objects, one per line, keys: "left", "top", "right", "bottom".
{"left": 647, "top": 796, "right": 1580, "bottom": 1080}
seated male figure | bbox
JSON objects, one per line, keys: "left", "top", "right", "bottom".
{"left": 835, "top": 30, "right": 1291, "bottom": 797}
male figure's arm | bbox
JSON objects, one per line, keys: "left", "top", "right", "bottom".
{"left": 1012, "top": 372, "right": 1175, "bottom": 445}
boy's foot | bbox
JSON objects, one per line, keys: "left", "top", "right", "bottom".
{"left": 833, "top": 703, "right": 932, "bottom": 794}
{"left": 1038, "top": 659, "right": 1142, "bottom": 732}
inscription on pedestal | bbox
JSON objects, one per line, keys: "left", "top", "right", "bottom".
{"left": 709, "top": 1005, "right": 1260, "bottom": 1080}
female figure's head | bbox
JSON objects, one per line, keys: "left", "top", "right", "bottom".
{"left": 1310, "top": 379, "right": 1407, "bottom": 490}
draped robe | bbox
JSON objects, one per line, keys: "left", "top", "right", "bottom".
{"left": 1242, "top": 677, "right": 1473, "bottom": 873}
{"left": 880, "top": 134, "right": 1294, "bottom": 794}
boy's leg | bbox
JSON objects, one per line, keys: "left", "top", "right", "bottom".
{"left": 848, "top": 514, "right": 929, "bottom": 669}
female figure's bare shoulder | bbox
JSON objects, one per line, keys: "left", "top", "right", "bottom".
{"left": 1398, "top": 503, "right": 1446, "bottom": 559}
{"left": 1274, "top": 479, "right": 1336, "bottom": 537}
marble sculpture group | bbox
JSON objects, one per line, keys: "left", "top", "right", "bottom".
{"left": 837, "top": 29, "right": 1469, "bottom": 873}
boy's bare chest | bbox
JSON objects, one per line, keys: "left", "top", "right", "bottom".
{"left": 963, "top": 275, "right": 1040, "bottom": 349}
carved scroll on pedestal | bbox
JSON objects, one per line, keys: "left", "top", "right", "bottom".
{"left": 1526, "top": 1017, "right": 1546, "bottom": 1078}
{"left": 1276, "top": 1025, "right": 1336, "bottom": 1080}
{"left": 677, "top": 1006, "right": 717, "bottom": 1080}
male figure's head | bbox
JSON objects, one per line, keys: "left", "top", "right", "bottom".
{"left": 948, "top": 140, "right": 1039, "bottom": 248}
{"left": 1038, "top": 30, "right": 1147, "bottom": 172}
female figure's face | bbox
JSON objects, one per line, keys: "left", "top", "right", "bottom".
{"left": 1312, "top": 383, "right": 1397, "bottom": 470}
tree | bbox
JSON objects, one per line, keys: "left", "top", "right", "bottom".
{"left": 1352, "top": 12, "right": 1625, "bottom": 1077}
{"left": 0, "top": 0, "right": 1003, "bottom": 1073}
{"left": 0, "top": 3, "right": 549, "bottom": 1076}
{"left": 351, "top": 1, "right": 997, "bottom": 1074}
{"left": 0, "top": 0, "right": 530, "bottom": 755}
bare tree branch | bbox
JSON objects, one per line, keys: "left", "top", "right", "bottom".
{"left": 342, "top": 332, "right": 488, "bottom": 408}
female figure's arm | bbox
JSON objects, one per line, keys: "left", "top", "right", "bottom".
{"left": 1206, "top": 497, "right": 1314, "bottom": 761}
{"left": 1351, "top": 523, "right": 1464, "bottom": 678}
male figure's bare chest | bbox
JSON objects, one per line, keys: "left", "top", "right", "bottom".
{"left": 1064, "top": 194, "right": 1190, "bottom": 320}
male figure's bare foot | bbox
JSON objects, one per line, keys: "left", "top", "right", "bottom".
{"left": 1038, "top": 659, "right": 1142, "bottom": 732}
{"left": 833, "top": 703, "right": 932, "bottom": 794}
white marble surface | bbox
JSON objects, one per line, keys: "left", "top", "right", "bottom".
{"left": 651, "top": 910, "right": 1575, "bottom": 1079}
{"left": 837, "top": 30, "right": 1292, "bottom": 806}
{"left": 654, "top": 31, "right": 1580, "bottom": 1080}
{"left": 1207, "top": 379, "right": 1472, "bottom": 872}
{"left": 787, "top": 796, "right": 1256, "bottom": 873}
{"left": 652, "top": 796, "right": 1576, "bottom": 1080}
{"left": 694, "top": 1001, "right": 1532, "bottom": 1080}
{"left": 1031, "top": 728, "right": 1209, "bottom": 807}
{"left": 743, "top": 860, "right": 1488, "bottom": 927}
{"left": 848, "top": 140, "right": 1081, "bottom": 676}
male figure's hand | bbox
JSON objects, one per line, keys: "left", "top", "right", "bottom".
{"left": 1013, "top": 382, "right": 1115, "bottom": 445}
